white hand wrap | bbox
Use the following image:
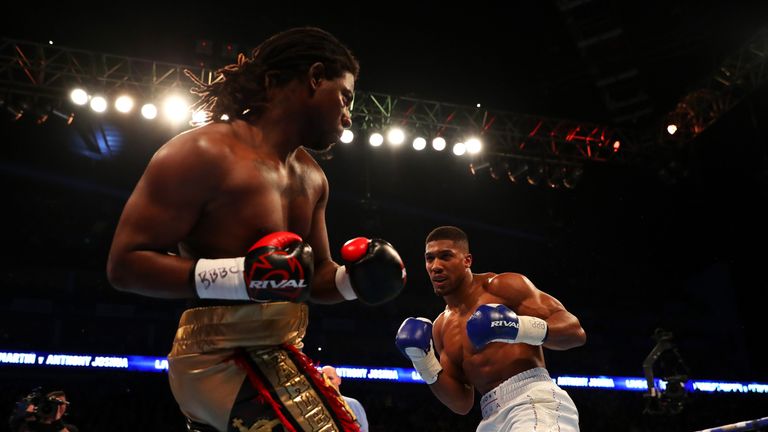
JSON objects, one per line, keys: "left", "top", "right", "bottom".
{"left": 334, "top": 265, "right": 357, "bottom": 300}
{"left": 516, "top": 315, "right": 548, "bottom": 346}
{"left": 405, "top": 341, "right": 443, "bottom": 385}
{"left": 193, "top": 257, "right": 248, "bottom": 300}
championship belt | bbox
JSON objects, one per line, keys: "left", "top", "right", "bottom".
{"left": 234, "top": 345, "right": 359, "bottom": 432}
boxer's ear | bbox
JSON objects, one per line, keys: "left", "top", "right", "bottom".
{"left": 308, "top": 62, "right": 326, "bottom": 90}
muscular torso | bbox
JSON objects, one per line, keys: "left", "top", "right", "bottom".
{"left": 177, "top": 122, "right": 324, "bottom": 260}
{"left": 436, "top": 272, "right": 546, "bottom": 395}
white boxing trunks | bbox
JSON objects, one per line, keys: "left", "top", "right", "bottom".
{"left": 477, "top": 367, "right": 579, "bottom": 432}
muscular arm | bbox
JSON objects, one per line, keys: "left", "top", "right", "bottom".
{"left": 303, "top": 162, "right": 344, "bottom": 304}
{"left": 429, "top": 313, "right": 475, "bottom": 415}
{"left": 490, "top": 273, "right": 586, "bottom": 350}
{"left": 106, "top": 135, "right": 222, "bottom": 298}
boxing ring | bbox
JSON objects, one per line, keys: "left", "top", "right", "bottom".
{"left": 694, "top": 417, "right": 768, "bottom": 432}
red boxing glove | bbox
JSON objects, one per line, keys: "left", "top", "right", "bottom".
{"left": 335, "top": 237, "right": 406, "bottom": 305}
{"left": 194, "top": 232, "right": 313, "bottom": 302}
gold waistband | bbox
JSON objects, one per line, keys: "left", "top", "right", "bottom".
{"left": 170, "top": 302, "right": 308, "bottom": 357}
{"left": 247, "top": 347, "right": 347, "bottom": 431}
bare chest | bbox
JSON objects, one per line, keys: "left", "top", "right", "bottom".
{"left": 440, "top": 293, "right": 541, "bottom": 391}
{"left": 184, "top": 157, "right": 321, "bottom": 257}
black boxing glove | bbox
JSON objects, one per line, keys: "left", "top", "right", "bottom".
{"left": 334, "top": 237, "right": 406, "bottom": 305}
{"left": 193, "top": 232, "right": 313, "bottom": 302}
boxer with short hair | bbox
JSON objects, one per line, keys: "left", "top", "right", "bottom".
{"left": 107, "top": 27, "right": 405, "bottom": 432}
{"left": 396, "top": 226, "right": 586, "bottom": 432}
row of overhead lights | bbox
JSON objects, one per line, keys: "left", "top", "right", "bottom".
{"left": 339, "top": 128, "right": 484, "bottom": 156}
{"left": 69, "top": 88, "right": 482, "bottom": 156}
{"left": 65, "top": 87, "right": 485, "bottom": 156}
{"left": 470, "top": 160, "right": 584, "bottom": 189}
{"left": 68, "top": 88, "right": 204, "bottom": 125}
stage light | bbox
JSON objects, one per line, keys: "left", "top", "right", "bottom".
{"left": 6, "top": 105, "right": 23, "bottom": 121}
{"left": 70, "top": 88, "right": 88, "bottom": 105}
{"left": 547, "top": 166, "right": 566, "bottom": 189}
{"left": 195, "top": 39, "right": 213, "bottom": 56}
{"left": 340, "top": 129, "right": 354, "bottom": 143}
{"left": 412, "top": 137, "right": 427, "bottom": 150}
{"left": 563, "top": 167, "right": 583, "bottom": 189}
{"left": 613, "top": 140, "right": 621, "bottom": 152}
{"left": 29, "top": 105, "right": 57, "bottom": 125}
{"left": 526, "top": 165, "right": 545, "bottom": 186}
{"left": 507, "top": 162, "right": 528, "bottom": 183}
{"left": 90, "top": 96, "right": 107, "bottom": 113}
{"left": 489, "top": 160, "right": 508, "bottom": 180}
{"left": 52, "top": 109, "right": 75, "bottom": 125}
{"left": 452, "top": 142, "right": 466, "bottom": 156}
{"left": 221, "top": 42, "right": 239, "bottom": 59}
{"left": 163, "top": 95, "right": 190, "bottom": 123}
{"left": 36, "top": 112, "right": 49, "bottom": 125}
{"left": 141, "top": 103, "right": 158, "bottom": 120}
{"left": 432, "top": 137, "right": 446, "bottom": 151}
{"left": 369, "top": 132, "right": 384, "bottom": 147}
{"left": 469, "top": 162, "right": 490, "bottom": 175}
{"left": 465, "top": 137, "right": 482, "bottom": 154}
{"left": 386, "top": 127, "right": 405, "bottom": 146}
{"left": 114, "top": 95, "right": 134, "bottom": 113}
{"left": 666, "top": 124, "right": 678, "bottom": 135}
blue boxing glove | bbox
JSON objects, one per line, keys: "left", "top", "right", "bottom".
{"left": 335, "top": 237, "right": 406, "bottom": 305}
{"left": 466, "top": 304, "right": 548, "bottom": 350}
{"left": 395, "top": 317, "right": 442, "bottom": 384}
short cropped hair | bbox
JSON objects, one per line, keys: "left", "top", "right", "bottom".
{"left": 425, "top": 226, "right": 469, "bottom": 251}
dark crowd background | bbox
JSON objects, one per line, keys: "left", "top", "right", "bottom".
{"left": 2, "top": 1, "right": 768, "bottom": 431}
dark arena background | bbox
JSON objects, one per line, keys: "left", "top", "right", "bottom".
{"left": 2, "top": 2, "right": 768, "bottom": 431}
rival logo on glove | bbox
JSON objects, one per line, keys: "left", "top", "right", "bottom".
{"left": 246, "top": 249, "right": 308, "bottom": 301}
{"left": 490, "top": 320, "right": 520, "bottom": 328}
{"left": 249, "top": 279, "right": 308, "bottom": 289}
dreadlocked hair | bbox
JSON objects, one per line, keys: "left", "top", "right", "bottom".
{"left": 186, "top": 27, "right": 359, "bottom": 124}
